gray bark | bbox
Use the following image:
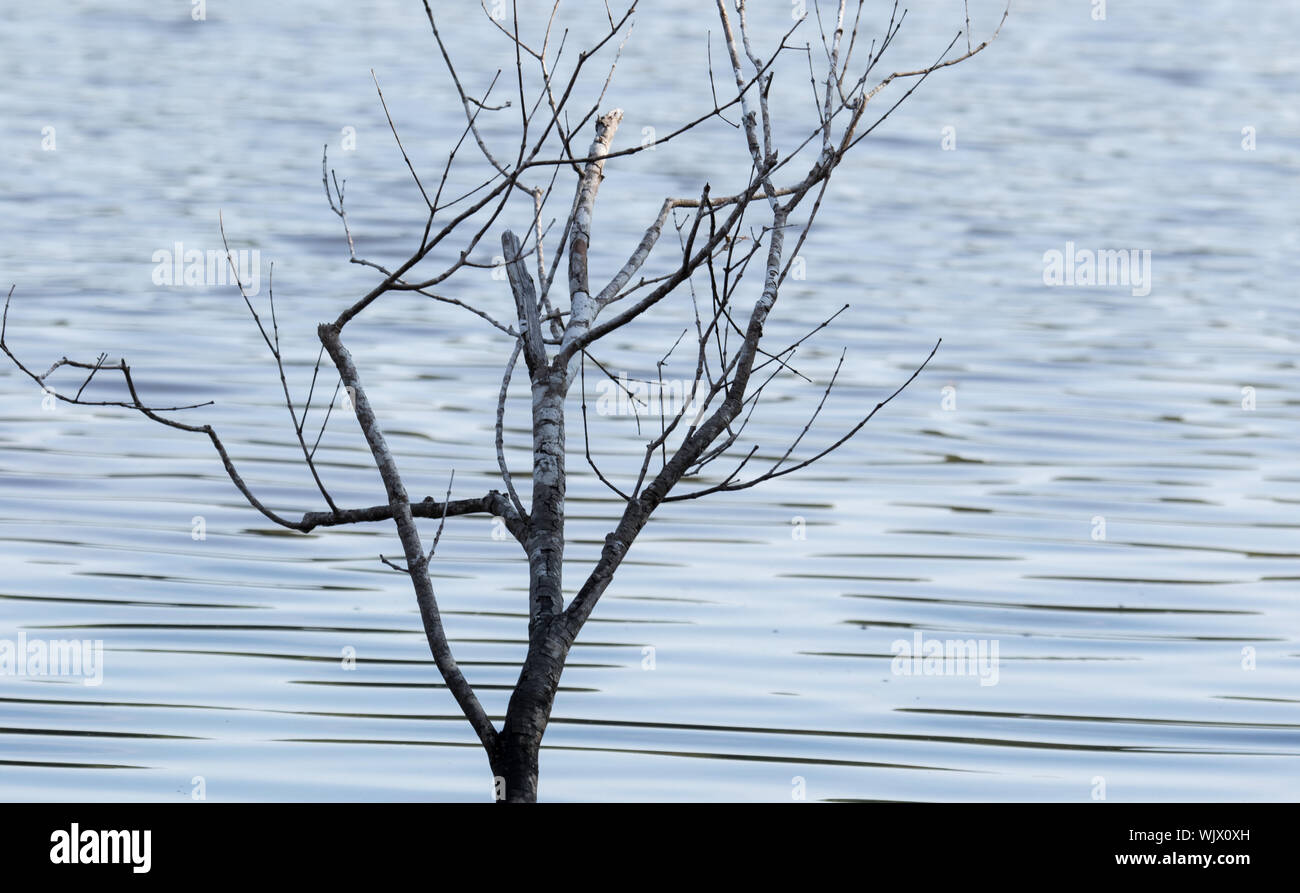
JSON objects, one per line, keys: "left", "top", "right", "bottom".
{"left": 4, "top": 1, "right": 1005, "bottom": 803}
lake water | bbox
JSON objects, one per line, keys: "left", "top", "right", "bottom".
{"left": 1, "top": 0, "right": 1297, "bottom": 801}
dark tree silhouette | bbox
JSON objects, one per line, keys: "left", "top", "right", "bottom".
{"left": 4, "top": 0, "right": 1004, "bottom": 801}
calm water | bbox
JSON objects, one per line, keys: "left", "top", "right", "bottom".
{"left": 1, "top": 0, "right": 1297, "bottom": 801}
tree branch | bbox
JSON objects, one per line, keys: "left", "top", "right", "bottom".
{"left": 318, "top": 322, "right": 498, "bottom": 752}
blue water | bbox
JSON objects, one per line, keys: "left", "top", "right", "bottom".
{"left": 0, "top": 0, "right": 1297, "bottom": 801}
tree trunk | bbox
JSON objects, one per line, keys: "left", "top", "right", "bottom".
{"left": 491, "top": 735, "right": 540, "bottom": 803}
{"left": 490, "top": 619, "right": 573, "bottom": 802}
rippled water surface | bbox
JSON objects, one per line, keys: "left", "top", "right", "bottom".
{"left": 1, "top": 0, "right": 1298, "bottom": 801}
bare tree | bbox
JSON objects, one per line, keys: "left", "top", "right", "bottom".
{"left": 4, "top": 1, "right": 1004, "bottom": 802}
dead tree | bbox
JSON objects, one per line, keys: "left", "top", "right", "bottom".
{"left": 3, "top": 1, "right": 1004, "bottom": 801}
